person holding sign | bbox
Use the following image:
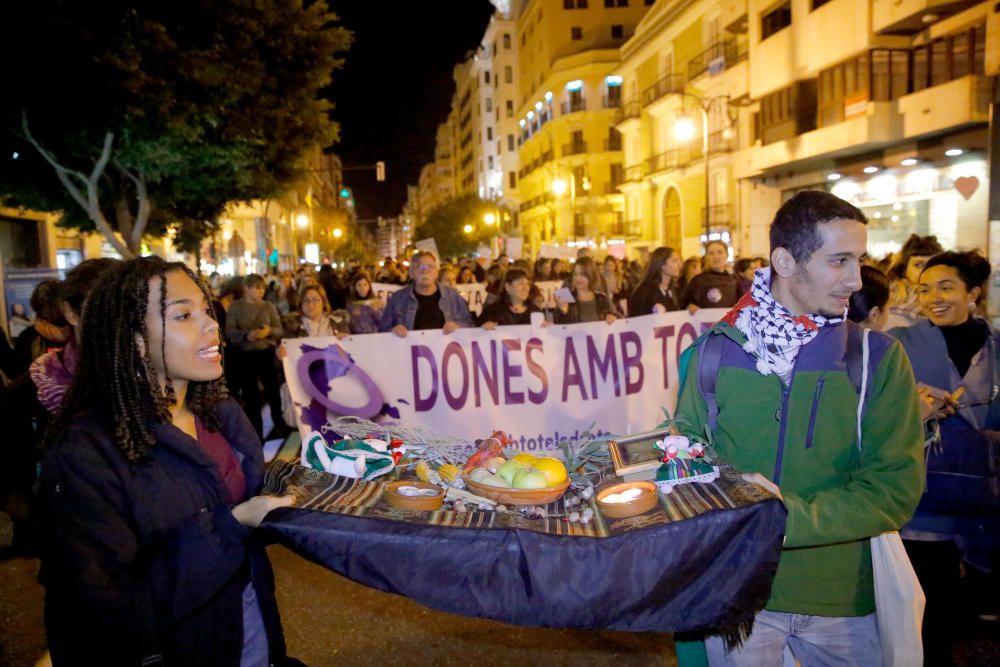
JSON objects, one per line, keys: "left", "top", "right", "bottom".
{"left": 628, "top": 247, "right": 683, "bottom": 316}
{"left": 379, "top": 251, "right": 474, "bottom": 337}
{"left": 554, "top": 257, "right": 617, "bottom": 324}
{"left": 477, "top": 269, "right": 544, "bottom": 329}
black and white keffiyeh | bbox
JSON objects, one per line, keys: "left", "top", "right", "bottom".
{"left": 733, "top": 268, "right": 845, "bottom": 383}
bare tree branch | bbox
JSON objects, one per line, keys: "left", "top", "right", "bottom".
{"left": 115, "top": 162, "right": 151, "bottom": 251}
{"left": 21, "top": 114, "right": 133, "bottom": 258}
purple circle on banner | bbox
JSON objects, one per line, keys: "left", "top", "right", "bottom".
{"left": 296, "top": 347, "right": 385, "bottom": 419}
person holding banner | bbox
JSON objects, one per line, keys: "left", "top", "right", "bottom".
{"left": 379, "top": 251, "right": 474, "bottom": 337}
{"left": 628, "top": 247, "right": 683, "bottom": 316}
{"left": 346, "top": 272, "right": 382, "bottom": 335}
{"left": 477, "top": 269, "right": 544, "bottom": 329}
{"left": 554, "top": 257, "right": 617, "bottom": 324}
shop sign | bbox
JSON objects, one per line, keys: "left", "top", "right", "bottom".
{"left": 844, "top": 94, "right": 868, "bottom": 119}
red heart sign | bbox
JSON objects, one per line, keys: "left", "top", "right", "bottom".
{"left": 954, "top": 176, "right": 979, "bottom": 200}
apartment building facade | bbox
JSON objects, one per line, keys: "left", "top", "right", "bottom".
{"left": 515, "top": 0, "right": 654, "bottom": 257}
{"left": 617, "top": 0, "right": 997, "bottom": 261}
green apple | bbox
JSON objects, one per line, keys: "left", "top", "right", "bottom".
{"left": 480, "top": 472, "right": 512, "bottom": 488}
{"left": 497, "top": 460, "right": 525, "bottom": 485}
{"left": 512, "top": 468, "right": 549, "bottom": 490}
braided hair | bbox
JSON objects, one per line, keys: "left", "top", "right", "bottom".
{"left": 50, "top": 257, "right": 228, "bottom": 463}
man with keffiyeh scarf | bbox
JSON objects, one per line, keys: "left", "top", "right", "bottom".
{"left": 674, "top": 191, "right": 925, "bottom": 666}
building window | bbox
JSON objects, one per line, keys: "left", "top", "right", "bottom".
{"left": 611, "top": 25, "right": 624, "bottom": 39}
{"left": 610, "top": 163, "right": 623, "bottom": 186}
{"left": 505, "top": 66, "right": 513, "bottom": 83}
{"left": 761, "top": 2, "right": 792, "bottom": 40}
{"left": 484, "top": 71, "right": 491, "bottom": 84}
{"left": 912, "top": 23, "right": 986, "bottom": 92}
{"left": 507, "top": 134, "right": 515, "bottom": 151}
{"left": 485, "top": 98, "right": 492, "bottom": 112}
{"left": 571, "top": 26, "right": 583, "bottom": 40}
{"left": 618, "top": 0, "right": 629, "bottom": 5}
{"left": 760, "top": 81, "right": 817, "bottom": 144}
{"left": 565, "top": 0, "right": 588, "bottom": 6}
{"left": 487, "top": 127, "right": 493, "bottom": 140}
{"left": 488, "top": 156, "right": 494, "bottom": 169}
{"left": 503, "top": 33, "right": 511, "bottom": 49}
{"left": 645, "top": 0, "right": 654, "bottom": 4}
{"left": 509, "top": 172, "right": 517, "bottom": 188}
{"left": 506, "top": 100, "right": 514, "bottom": 117}
{"left": 812, "top": 0, "right": 831, "bottom": 9}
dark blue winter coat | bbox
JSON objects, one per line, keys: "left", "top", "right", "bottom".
{"left": 38, "top": 398, "right": 287, "bottom": 666}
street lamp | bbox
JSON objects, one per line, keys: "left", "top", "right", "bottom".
{"left": 552, "top": 179, "right": 568, "bottom": 197}
{"left": 671, "top": 94, "right": 731, "bottom": 246}
{"left": 483, "top": 212, "right": 496, "bottom": 225}
{"left": 332, "top": 228, "right": 343, "bottom": 239}
{"left": 296, "top": 214, "right": 309, "bottom": 229}
{"left": 463, "top": 223, "right": 474, "bottom": 234}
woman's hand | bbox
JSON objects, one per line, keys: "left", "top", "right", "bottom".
{"left": 687, "top": 304, "right": 700, "bottom": 315}
{"left": 276, "top": 343, "right": 288, "bottom": 360}
{"left": 652, "top": 304, "right": 667, "bottom": 314}
{"left": 481, "top": 321, "right": 497, "bottom": 331}
{"left": 605, "top": 313, "right": 617, "bottom": 324}
{"left": 232, "top": 494, "right": 296, "bottom": 528}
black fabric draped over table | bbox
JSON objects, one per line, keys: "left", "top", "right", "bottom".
{"left": 260, "top": 459, "right": 785, "bottom": 641}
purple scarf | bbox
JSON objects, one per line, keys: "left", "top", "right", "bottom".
{"left": 29, "top": 339, "right": 79, "bottom": 414}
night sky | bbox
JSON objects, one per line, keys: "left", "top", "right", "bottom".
{"left": 326, "top": 1, "right": 495, "bottom": 220}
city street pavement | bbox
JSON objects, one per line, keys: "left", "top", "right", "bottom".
{"left": 0, "top": 548, "right": 675, "bottom": 667}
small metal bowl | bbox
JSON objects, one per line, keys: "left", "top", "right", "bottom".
{"left": 596, "top": 481, "right": 659, "bottom": 518}
{"left": 384, "top": 481, "right": 444, "bottom": 511}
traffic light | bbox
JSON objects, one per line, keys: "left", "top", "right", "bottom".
{"left": 339, "top": 187, "right": 350, "bottom": 198}
{"left": 376, "top": 161, "right": 386, "bottom": 182}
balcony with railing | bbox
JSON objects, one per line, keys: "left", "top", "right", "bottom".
{"left": 603, "top": 135, "right": 622, "bottom": 151}
{"left": 615, "top": 99, "right": 641, "bottom": 126}
{"left": 641, "top": 74, "right": 686, "bottom": 108}
{"left": 604, "top": 181, "right": 624, "bottom": 194}
{"left": 708, "top": 129, "right": 736, "bottom": 153}
{"left": 608, "top": 220, "right": 642, "bottom": 237}
{"left": 701, "top": 204, "right": 732, "bottom": 227}
{"left": 643, "top": 146, "right": 703, "bottom": 177}
{"left": 562, "top": 141, "right": 588, "bottom": 156}
{"left": 561, "top": 98, "right": 587, "bottom": 114}
{"left": 623, "top": 164, "right": 643, "bottom": 183}
{"left": 602, "top": 94, "right": 622, "bottom": 109}
{"left": 687, "top": 38, "right": 748, "bottom": 81}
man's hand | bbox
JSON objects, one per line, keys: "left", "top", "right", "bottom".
{"left": 687, "top": 303, "right": 700, "bottom": 314}
{"left": 442, "top": 321, "right": 459, "bottom": 335}
{"left": 481, "top": 321, "right": 497, "bottom": 331}
{"left": 605, "top": 313, "right": 617, "bottom": 324}
{"left": 392, "top": 324, "right": 408, "bottom": 338}
{"left": 232, "top": 494, "right": 296, "bottom": 528}
{"left": 652, "top": 303, "right": 667, "bottom": 314}
{"left": 742, "top": 472, "right": 782, "bottom": 500}
{"left": 256, "top": 325, "right": 271, "bottom": 338}
{"left": 917, "top": 383, "right": 957, "bottom": 421}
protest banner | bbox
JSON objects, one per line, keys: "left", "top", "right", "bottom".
{"left": 283, "top": 309, "right": 725, "bottom": 450}
{"left": 538, "top": 244, "right": 576, "bottom": 261}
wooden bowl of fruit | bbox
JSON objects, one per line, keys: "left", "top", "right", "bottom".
{"left": 463, "top": 453, "right": 571, "bottom": 506}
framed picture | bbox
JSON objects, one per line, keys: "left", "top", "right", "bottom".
{"left": 608, "top": 428, "right": 672, "bottom": 478}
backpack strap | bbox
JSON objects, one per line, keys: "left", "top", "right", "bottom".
{"left": 697, "top": 332, "right": 726, "bottom": 431}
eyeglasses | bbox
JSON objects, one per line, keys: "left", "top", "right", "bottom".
{"left": 413, "top": 263, "right": 437, "bottom": 272}
{"left": 302, "top": 297, "right": 324, "bottom": 304}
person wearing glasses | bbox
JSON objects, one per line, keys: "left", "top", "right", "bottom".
{"left": 378, "top": 251, "right": 474, "bottom": 337}
{"left": 282, "top": 284, "right": 350, "bottom": 339}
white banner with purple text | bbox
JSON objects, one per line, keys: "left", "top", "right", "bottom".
{"left": 282, "top": 309, "right": 725, "bottom": 448}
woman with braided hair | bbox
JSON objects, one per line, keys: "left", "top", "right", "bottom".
{"left": 38, "top": 257, "right": 296, "bottom": 667}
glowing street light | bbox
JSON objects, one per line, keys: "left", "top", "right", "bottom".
{"left": 332, "top": 228, "right": 343, "bottom": 238}
{"left": 552, "top": 178, "right": 568, "bottom": 197}
{"left": 463, "top": 224, "right": 474, "bottom": 234}
{"left": 296, "top": 214, "right": 309, "bottom": 229}
{"left": 484, "top": 212, "right": 496, "bottom": 225}
{"left": 673, "top": 115, "right": 697, "bottom": 143}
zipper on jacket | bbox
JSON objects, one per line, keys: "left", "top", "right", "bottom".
{"left": 804, "top": 377, "right": 825, "bottom": 449}
{"left": 773, "top": 358, "right": 800, "bottom": 485}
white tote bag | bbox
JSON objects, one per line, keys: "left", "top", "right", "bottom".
{"left": 857, "top": 328, "right": 926, "bottom": 667}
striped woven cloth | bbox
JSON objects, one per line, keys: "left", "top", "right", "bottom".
{"left": 262, "top": 458, "right": 772, "bottom": 538}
